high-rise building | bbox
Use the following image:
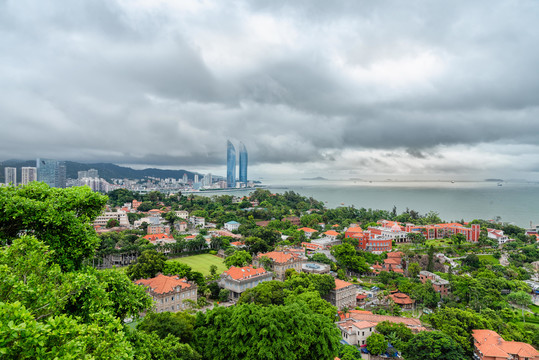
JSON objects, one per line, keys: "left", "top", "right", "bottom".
{"left": 21, "top": 167, "right": 37, "bottom": 185}
{"left": 4, "top": 167, "right": 16, "bottom": 185}
{"left": 194, "top": 174, "right": 199, "bottom": 183}
{"left": 78, "top": 171, "right": 88, "bottom": 179}
{"left": 239, "top": 142, "right": 248, "bottom": 183}
{"left": 87, "top": 169, "right": 98, "bottom": 178}
{"left": 36, "top": 158, "right": 66, "bottom": 188}
{"left": 227, "top": 140, "right": 236, "bottom": 188}
{"left": 182, "top": 173, "right": 188, "bottom": 184}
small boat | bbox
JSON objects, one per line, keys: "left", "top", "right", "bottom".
{"left": 451, "top": 181, "right": 455, "bottom": 183}
{"left": 497, "top": 183, "right": 503, "bottom": 186}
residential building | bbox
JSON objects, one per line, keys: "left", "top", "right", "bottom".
{"left": 337, "top": 319, "right": 376, "bottom": 347}
{"left": 219, "top": 265, "right": 273, "bottom": 300}
{"left": 326, "top": 279, "right": 357, "bottom": 310}
{"left": 298, "top": 227, "right": 317, "bottom": 238}
{"left": 189, "top": 216, "right": 205, "bottom": 228}
{"left": 135, "top": 274, "right": 197, "bottom": 313}
{"left": 487, "top": 228, "right": 511, "bottom": 245}
{"left": 388, "top": 291, "right": 415, "bottom": 310}
{"left": 143, "top": 233, "right": 175, "bottom": 247}
{"left": 253, "top": 251, "right": 306, "bottom": 281}
{"left": 472, "top": 329, "right": 539, "bottom": 360}
{"left": 94, "top": 211, "right": 130, "bottom": 228}
{"left": 4, "top": 167, "right": 16, "bottom": 185}
{"left": 224, "top": 221, "right": 241, "bottom": 232}
{"left": 132, "top": 199, "right": 142, "bottom": 210}
{"left": 227, "top": 140, "right": 236, "bottom": 188}
{"left": 21, "top": 167, "right": 37, "bottom": 185}
{"left": 148, "top": 224, "right": 171, "bottom": 235}
{"left": 419, "top": 271, "right": 450, "bottom": 296}
{"left": 87, "top": 169, "right": 98, "bottom": 178}
{"left": 239, "top": 142, "right": 248, "bottom": 183}
{"left": 175, "top": 210, "right": 189, "bottom": 219}
{"left": 174, "top": 221, "right": 188, "bottom": 232}
{"left": 323, "top": 230, "right": 340, "bottom": 240}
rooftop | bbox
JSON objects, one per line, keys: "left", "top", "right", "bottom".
{"left": 135, "top": 273, "right": 192, "bottom": 295}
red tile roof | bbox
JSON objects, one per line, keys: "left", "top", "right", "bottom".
{"left": 223, "top": 265, "right": 268, "bottom": 280}
{"left": 334, "top": 278, "right": 354, "bottom": 290}
{"left": 135, "top": 274, "right": 192, "bottom": 294}
{"left": 257, "top": 251, "right": 303, "bottom": 264}
{"left": 473, "top": 329, "right": 539, "bottom": 359}
{"left": 143, "top": 233, "right": 172, "bottom": 241}
{"left": 389, "top": 292, "right": 415, "bottom": 305}
{"left": 298, "top": 227, "right": 317, "bottom": 233}
{"left": 387, "top": 251, "right": 404, "bottom": 258}
{"left": 324, "top": 230, "right": 340, "bottom": 236}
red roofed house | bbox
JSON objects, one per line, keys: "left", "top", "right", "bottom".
{"left": 297, "top": 227, "right": 317, "bottom": 238}
{"left": 388, "top": 291, "right": 415, "bottom": 310}
{"left": 324, "top": 230, "right": 340, "bottom": 239}
{"left": 219, "top": 265, "right": 273, "bottom": 300}
{"left": 326, "top": 279, "right": 357, "bottom": 310}
{"left": 253, "top": 251, "right": 307, "bottom": 281}
{"left": 472, "top": 329, "right": 539, "bottom": 360}
{"left": 301, "top": 242, "right": 324, "bottom": 252}
{"left": 135, "top": 273, "right": 197, "bottom": 313}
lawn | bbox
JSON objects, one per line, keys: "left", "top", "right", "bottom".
{"left": 477, "top": 254, "right": 500, "bottom": 265}
{"left": 168, "top": 254, "right": 228, "bottom": 276}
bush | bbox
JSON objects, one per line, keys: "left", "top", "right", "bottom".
{"left": 209, "top": 250, "right": 217, "bottom": 255}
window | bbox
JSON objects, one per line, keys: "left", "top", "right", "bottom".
{"left": 171, "top": 296, "right": 174, "bottom": 301}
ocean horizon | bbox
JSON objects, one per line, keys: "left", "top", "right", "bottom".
{"left": 197, "top": 180, "right": 539, "bottom": 228}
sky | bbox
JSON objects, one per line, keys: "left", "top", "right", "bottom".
{"left": 1, "top": 0, "right": 539, "bottom": 181}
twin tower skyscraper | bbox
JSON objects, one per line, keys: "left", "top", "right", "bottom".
{"left": 226, "top": 140, "right": 247, "bottom": 188}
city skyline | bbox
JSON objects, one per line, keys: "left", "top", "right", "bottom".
{"left": 1, "top": 1, "right": 539, "bottom": 181}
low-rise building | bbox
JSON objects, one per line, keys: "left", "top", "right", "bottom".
{"left": 253, "top": 251, "right": 306, "bottom": 281}
{"left": 219, "top": 265, "right": 273, "bottom": 300}
{"left": 282, "top": 216, "right": 301, "bottom": 226}
{"left": 224, "top": 221, "right": 241, "bottom": 232}
{"left": 388, "top": 292, "right": 415, "bottom": 310}
{"left": 134, "top": 274, "right": 197, "bottom": 313}
{"left": 148, "top": 224, "right": 171, "bottom": 235}
{"left": 298, "top": 227, "right": 317, "bottom": 238}
{"left": 94, "top": 211, "right": 130, "bottom": 228}
{"left": 189, "top": 216, "right": 205, "bottom": 228}
{"left": 472, "top": 329, "right": 539, "bottom": 360}
{"left": 487, "top": 228, "right": 511, "bottom": 245}
{"left": 301, "top": 262, "right": 331, "bottom": 274}
{"left": 175, "top": 210, "right": 189, "bottom": 219}
{"left": 326, "top": 279, "right": 357, "bottom": 310}
{"left": 419, "top": 271, "right": 450, "bottom": 297}
{"left": 337, "top": 319, "right": 376, "bottom": 347}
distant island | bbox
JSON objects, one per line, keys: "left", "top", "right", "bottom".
{"left": 301, "top": 176, "right": 329, "bottom": 181}
{"left": 485, "top": 178, "right": 504, "bottom": 182}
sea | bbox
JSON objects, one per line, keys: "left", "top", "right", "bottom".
{"left": 195, "top": 180, "right": 539, "bottom": 228}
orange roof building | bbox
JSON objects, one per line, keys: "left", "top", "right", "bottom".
{"left": 389, "top": 292, "right": 415, "bottom": 309}
{"left": 253, "top": 251, "right": 306, "bottom": 281}
{"left": 219, "top": 265, "right": 273, "bottom": 301}
{"left": 472, "top": 329, "right": 539, "bottom": 360}
{"left": 135, "top": 274, "right": 197, "bottom": 313}
{"left": 325, "top": 279, "right": 357, "bottom": 310}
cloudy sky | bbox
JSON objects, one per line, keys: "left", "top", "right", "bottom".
{"left": 2, "top": 0, "right": 539, "bottom": 181}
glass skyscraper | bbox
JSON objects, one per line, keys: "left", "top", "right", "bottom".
{"left": 239, "top": 142, "right": 248, "bottom": 183}
{"left": 36, "top": 158, "right": 66, "bottom": 188}
{"left": 226, "top": 140, "right": 236, "bottom": 188}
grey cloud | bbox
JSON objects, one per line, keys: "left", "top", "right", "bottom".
{"left": 1, "top": 0, "right": 539, "bottom": 180}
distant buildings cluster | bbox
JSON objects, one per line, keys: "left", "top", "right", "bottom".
{"left": 3, "top": 159, "right": 66, "bottom": 188}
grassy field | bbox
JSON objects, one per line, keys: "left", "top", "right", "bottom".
{"left": 529, "top": 304, "right": 539, "bottom": 315}
{"left": 477, "top": 254, "right": 500, "bottom": 265}
{"left": 168, "top": 254, "right": 228, "bottom": 276}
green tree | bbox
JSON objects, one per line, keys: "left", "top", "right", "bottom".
{"left": 126, "top": 250, "right": 167, "bottom": 280}
{"left": 507, "top": 291, "right": 533, "bottom": 322}
{"left": 408, "top": 262, "right": 422, "bottom": 279}
{"left": 0, "top": 183, "right": 108, "bottom": 271}
{"left": 238, "top": 281, "right": 287, "bottom": 306}
{"left": 209, "top": 264, "right": 218, "bottom": 276}
{"left": 366, "top": 333, "right": 387, "bottom": 355}
{"left": 224, "top": 250, "right": 252, "bottom": 268}
{"left": 127, "top": 330, "right": 201, "bottom": 360}
{"left": 402, "top": 331, "right": 466, "bottom": 360}
{"left": 218, "top": 289, "right": 230, "bottom": 302}
{"left": 106, "top": 218, "right": 120, "bottom": 228}
{"left": 137, "top": 311, "right": 195, "bottom": 343}
{"left": 193, "top": 303, "right": 341, "bottom": 360}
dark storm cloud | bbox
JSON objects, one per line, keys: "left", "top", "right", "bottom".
{"left": 1, "top": 0, "right": 539, "bottom": 178}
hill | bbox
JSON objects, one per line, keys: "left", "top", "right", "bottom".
{"left": 0, "top": 160, "right": 205, "bottom": 183}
